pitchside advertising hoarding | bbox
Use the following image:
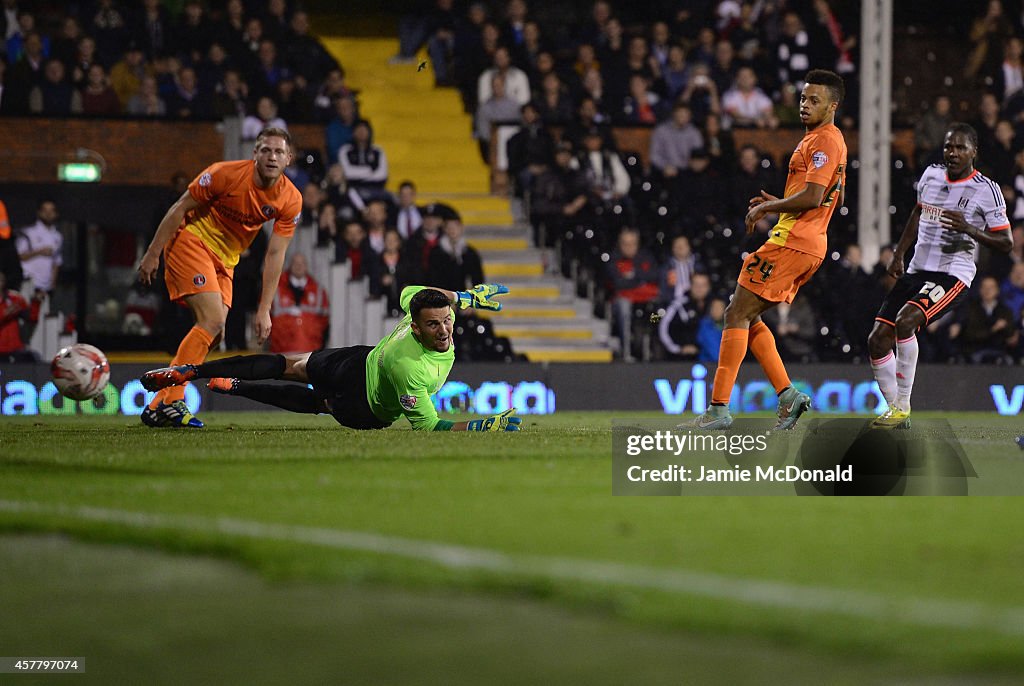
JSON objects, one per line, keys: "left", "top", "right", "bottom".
{"left": 0, "top": 363, "right": 1021, "bottom": 416}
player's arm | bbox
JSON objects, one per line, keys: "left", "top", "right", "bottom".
{"left": 444, "top": 407, "right": 522, "bottom": 432}
{"left": 744, "top": 183, "right": 826, "bottom": 233}
{"left": 400, "top": 284, "right": 509, "bottom": 312}
{"left": 889, "top": 205, "right": 921, "bottom": 279}
{"left": 139, "top": 191, "right": 201, "bottom": 285}
{"left": 939, "top": 210, "right": 1013, "bottom": 254}
{"left": 254, "top": 231, "right": 291, "bottom": 345}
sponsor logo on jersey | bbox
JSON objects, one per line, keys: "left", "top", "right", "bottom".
{"left": 261, "top": 204, "right": 276, "bottom": 218}
{"left": 920, "top": 202, "right": 944, "bottom": 223}
{"left": 193, "top": 273, "right": 207, "bottom": 286}
{"left": 400, "top": 394, "right": 417, "bottom": 410}
{"left": 199, "top": 172, "right": 212, "bottom": 187}
{"left": 812, "top": 151, "right": 829, "bottom": 168}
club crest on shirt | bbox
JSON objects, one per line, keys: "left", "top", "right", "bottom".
{"left": 198, "top": 172, "right": 212, "bottom": 187}
{"left": 400, "top": 394, "right": 417, "bottom": 410}
{"left": 812, "top": 151, "right": 829, "bottom": 168}
{"left": 193, "top": 273, "right": 207, "bottom": 286}
{"left": 261, "top": 204, "right": 276, "bottom": 218}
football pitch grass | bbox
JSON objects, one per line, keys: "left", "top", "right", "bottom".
{"left": 2, "top": 411, "right": 1023, "bottom": 684}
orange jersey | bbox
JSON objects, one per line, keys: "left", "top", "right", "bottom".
{"left": 768, "top": 123, "right": 848, "bottom": 259}
{"left": 184, "top": 160, "right": 302, "bottom": 268}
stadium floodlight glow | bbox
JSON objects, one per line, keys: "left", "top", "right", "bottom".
{"left": 57, "top": 162, "right": 102, "bottom": 183}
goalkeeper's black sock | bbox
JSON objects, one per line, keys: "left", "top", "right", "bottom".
{"left": 232, "top": 381, "right": 321, "bottom": 414}
{"left": 196, "top": 354, "right": 286, "bottom": 380}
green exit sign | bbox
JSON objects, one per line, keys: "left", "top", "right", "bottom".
{"left": 57, "top": 162, "right": 102, "bottom": 183}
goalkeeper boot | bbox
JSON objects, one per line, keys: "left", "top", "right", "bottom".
{"left": 141, "top": 400, "right": 203, "bottom": 428}
{"left": 871, "top": 402, "right": 910, "bottom": 430}
{"left": 686, "top": 404, "right": 734, "bottom": 431}
{"left": 141, "top": 364, "right": 199, "bottom": 391}
{"left": 772, "top": 386, "right": 812, "bottom": 431}
{"left": 207, "top": 378, "right": 239, "bottom": 395}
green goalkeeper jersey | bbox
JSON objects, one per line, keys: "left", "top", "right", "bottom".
{"left": 364, "top": 286, "right": 455, "bottom": 430}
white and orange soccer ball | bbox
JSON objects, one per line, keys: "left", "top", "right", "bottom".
{"left": 51, "top": 344, "right": 110, "bottom": 401}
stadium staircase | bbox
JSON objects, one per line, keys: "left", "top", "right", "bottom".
{"left": 322, "top": 37, "right": 612, "bottom": 362}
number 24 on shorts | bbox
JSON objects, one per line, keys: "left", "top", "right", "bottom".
{"left": 746, "top": 254, "right": 775, "bottom": 282}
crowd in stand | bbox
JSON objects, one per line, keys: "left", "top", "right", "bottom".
{"left": 5, "top": 0, "right": 1024, "bottom": 365}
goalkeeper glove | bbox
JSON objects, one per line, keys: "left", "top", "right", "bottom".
{"left": 456, "top": 283, "right": 509, "bottom": 311}
{"left": 466, "top": 407, "right": 522, "bottom": 432}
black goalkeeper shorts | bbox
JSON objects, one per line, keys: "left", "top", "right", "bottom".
{"left": 305, "top": 346, "right": 390, "bottom": 430}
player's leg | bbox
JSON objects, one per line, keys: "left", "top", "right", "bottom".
{"left": 143, "top": 352, "right": 312, "bottom": 389}
{"left": 689, "top": 284, "right": 773, "bottom": 429}
{"left": 867, "top": 319, "right": 898, "bottom": 406}
{"left": 872, "top": 304, "right": 925, "bottom": 428}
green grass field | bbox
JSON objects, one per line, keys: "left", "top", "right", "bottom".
{"left": 2, "top": 411, "right": 1023, "bottom": 685}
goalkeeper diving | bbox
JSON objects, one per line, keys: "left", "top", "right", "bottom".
{"left": 140, "top": 284, "right": 522, "bottom": 432}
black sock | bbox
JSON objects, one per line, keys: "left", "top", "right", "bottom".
{"left": 777, "top": 385, "right": 791, "bottom": 397}
{"left": 711, "top": 402, "right": 726, "bottom": 407}
{"left": 196, "top": 354, "right": 286, "bottom": 380}
{"left": 232, "top": 381, "right": 321, "bottom": 414}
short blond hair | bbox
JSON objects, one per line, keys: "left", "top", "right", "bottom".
{"left": 254, "top": 126, "right": 292, "bottom": 150}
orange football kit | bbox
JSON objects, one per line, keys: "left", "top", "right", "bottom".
{"left": 152, "top": 160, "right": 301, "bottom": 408}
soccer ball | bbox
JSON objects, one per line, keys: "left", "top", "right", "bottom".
{"left": 51, "top": 344, "right": 111, "bottom": 401}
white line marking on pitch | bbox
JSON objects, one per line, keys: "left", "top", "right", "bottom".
{"left": 1, "top": 499, "right": 1022, "bottom": 637}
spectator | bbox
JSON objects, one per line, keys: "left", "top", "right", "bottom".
{"left": 576, "top": 0, "right": 612, "bottom": 50}
{"left": 69, "top": 35, "right": 98, "bottom": 88}
{"left": 125, "top": 74, "right": 166, "bottom": 116}
{"left": 500, "top": 0, "right": 530, "bottom": 50}
{"left": 394, "top": 0, "right": 457, "bottom": 62}
{"left": 774, "top": 82, "right": 801, "bottom": 127}
{"left": 428, "top": 211, "right": 484, "bottom": 292}
{"left": 456, "top": 18, "right": 499, "bottom": 110}
{"left": 474, "top": 73, "right": 521, "bottom": 163}
{"left": 564, "top": 95, "right": 609, "bottom": 149}
{"left": 392, "top": 180, "right": 423, "bottom": 240}
{"left": 29, "top": 58, "right": 81, "bottom": 115}
{"left": 131, "top": 0, "right": 172, "bottom": 58}
{"left": 914, "top": 95, "right": 953, "bottom": 169}
{"left": 196, "top": 42, "right": 231, "bottom": 95}
{"left": 828, "top": 244, "right": 882, "bottom": 355}
{"left": 262, "top": 0, "right": 291, "bottom": 44}
{"left": 709, "top": 39, "right": 737, "bottom": 96}
{"left": 512, "top": 19, "right": 544, "bottom": 75}
{"left": 658, "top": 235, "right": 701, "bottom": 305}
{"left": 535, "top": 71, "right": 573, "bottom": 126}
{"left": 981, "top": 120, "right": 1016, "bottom": 182}
{"left": 16, "top": 199, "right": 61, "bottom": 301}
{"left": 696, "top": 298, "right": 726, "bottom": 363}
{"left": 90, "top": 0, "right": 130, "bottom": 66}
{"left": 215, "top": 0, "right": 247, "bottom": 54}
{"left": 762, "top": 296, "right": 818, "bottom": 362}
{"left": 325, "top": 95, "right": 357, "bottom": 164}
{"left": 312, "top": 68, "right": 352, "bottom": 123}
{"left": 284, "top": 10, "right": 339, "bottom": 84}
{"left": 212, "top": 69, "right": 249, "bottom": 119}
{"left": 658, "top": 272, "right": 712, "bottom": 359}
{"left": 993, "top": 35, "right": 1024, "bottom": 104}
{"left": 51, "top": 16, "right": 84, "bottom": 68}
{"left": 675, "top": 148, "right": 723, "bottom": 233}
{"left": 575, "top": 127, "right": 630, "bottom": 218}
{"left": 722, "top": 66, "right": 776, "bottom": 129}
{"left": 971, "top": 92, "right": 1000, "bottom": 156}
{"left": 0, "top": 269, "right": 30, "bottom": 361}
{"left": 731, "top": 145, "right": 776, "bottom": 227}
{"left": 166, "top": 65, "right": 207, "bottom": 119}
{"left": 649, "top": 102, "right": 704, "bottom": 182}
{"left": 776, "top": 11, "right": 812, "bottom": 86}
{"left": 321, "top": 163, "right": 362, "bottom": 225}
{"left": 952, "top": 275, "right": 1018, "bottom": 363}
{"left": 658, "top": 44, "right": 689, "bottom": 103}
{"left": 0, "top": 199, "right": 22, "bottom": 290}
{"left": 426, "top": 3, "right": 460, "bottom": 87}
{"left": 3, "top": 30, "right": 45, "bottom": 114}
{"left": 5, "top": 12, "right": 47, "bottom": 65}
{"left": 529, "top": 140, "right": 589, "bottom": 251}
{"left": 1002, "top": 262, "right": 1024, "bottom": 318}
{"left": 477, "top": 46, "right": 530, "bottom": 106}
{"left": 242, "top": 96, "right": 288, "bottom": 140}
{"left": 339, "top": 120, "right": 388, "bottom": 201}
{"left": 79, "top": 63, "right": 120, "bottom": 115}
{"left": 649, "top": 21, "right": 672, "bottom": 75}
{"left": 506, "top": 101, "right": 554, "bottom": 196}
{"left": 965, "top": 0, "right": 1015, "bottom": 82}
{"left": 175, "top": 0, "right": 212, "bottom": 65}
{"left": 404, "top": 202, "right": 451, "bottom": 281}
{"left": 270, "top": 253, "right": 329, "bottom": 353}
{"left": 369, "top": 229, "right": 415, "bottom": 314}
{"left": 619, "top": 73, "right": 661, "bottom": 125}
{"left": 335, "top": 220, "right": 373, "bottom": 279}
{"left": 678, "top": 62, "right": 720, "bottom": 125}
{"left": 109, "top": 42, "right": 151, "bottom": 107}
{"left": 362, "top": 198, "right": 392, "bottom": 254}
{"left": 809, "top": 0, "right": 857, "bottom": 76}
{"left": 702, "top": 112, "right": 736, "bottom": 176}
{"left": 606, "top": 227, "right": 658, "bottom": 361}
{"left": 579, "top": 68, "right": 611, "bottom": 120}
{"left": 251, "top": 38, "right": 290, "bottom": 100}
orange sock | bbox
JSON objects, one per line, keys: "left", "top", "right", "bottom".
{"left": 748, "top": 321, "right": 791, "bottom": 394}
{"left": 710, "top": 327, "right": 749, "bottom": 405}
{"left": 150, "top": 326, "right": 215, "bottom": 407}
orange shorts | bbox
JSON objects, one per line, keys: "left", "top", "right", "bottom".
{"left": 164, "top": 229, "right": 234, "bottom": 307}
{"left": 737, "top": 242, "right": 822, "bottom": 304}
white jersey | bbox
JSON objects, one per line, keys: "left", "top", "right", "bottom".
{"left": 909, "top": 165, "right": 1010, "bottom": 286}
